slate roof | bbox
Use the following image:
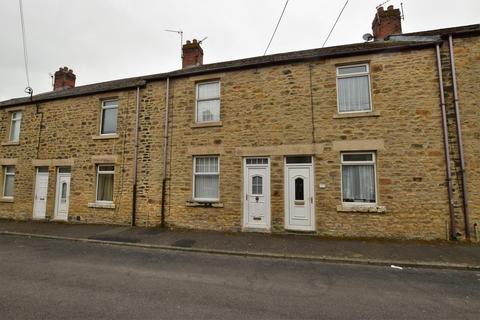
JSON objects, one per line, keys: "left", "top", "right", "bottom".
{"left": 1, "top": 24, "right": 478, "bottom": 108}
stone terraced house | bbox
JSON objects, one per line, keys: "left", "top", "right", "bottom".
{"left": 0, "top": 6, "right": 479, "bottom": 240}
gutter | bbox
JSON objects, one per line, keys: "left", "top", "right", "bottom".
{"left": 160, "top": 77, "right": 170, "bottom": 228}
{"left": 448, "top": 35, "right": 471, "bottom": 240}
{"left": 131, "top": 86, "right": 141, "bottom": 227}
{"left": 435, "top": 44, "right": 457, "bottom": 240}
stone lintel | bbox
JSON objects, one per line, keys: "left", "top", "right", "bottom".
{"left": 0, "top": 158, "right": 18, "bottom": 166}
{"left": 91, "top": 155, "right": 118, "bottom": 164}
{"left": 332, "top": 139, "right": 385, "bottom": 151}
{"left": 235, "top": 143, "right": 324, "bottom": 157}
{"left": 187, "top": 146, "right": 225, "bottom": 155}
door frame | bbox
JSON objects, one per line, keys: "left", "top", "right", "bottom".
{"left": 32, "top": 167, "right": 49, "bottom": 220}
{"left": 284, "top": 156, "right": 315, "bottom": 231}
{"left": 54, "top": 168, "right": 71, "bottom": 221}
{"left": 243, "top": 157, "right": 271, "bottom": 231}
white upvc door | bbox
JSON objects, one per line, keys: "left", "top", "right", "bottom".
{"left": 285, "top": 158, "right": 315, "bottom": 231}
{"left": 33, "top": 169, "right": 49, "bottom": 219}
{"left": 54, "top": 172, "right": 71, "bottom": 221}
{"left": 243, "top": 158, "right": 270, "bottom": 230}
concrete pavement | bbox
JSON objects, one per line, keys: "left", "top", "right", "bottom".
{"left": 0, "top": 220, "right": 479, "bottom": 270}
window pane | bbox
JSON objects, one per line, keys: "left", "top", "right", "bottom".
{"left": 338, "top": 65, "right": 367, "bottom": 75}
{"left": 338, "top": 75, "right": 371, "bottom": 112}
{"left": 10, "top": 118, "right": 21, "bottom": 142}
{"left": 101, "top": 107, "right": 118, "bottom": 134}
{"left": 252, "top": 176, "right": 263, "bottom": 195}
{"left": 4, "top": 175, "right": 15, "bottom": 197}
{"left": 247, "top": 158, "right": 268, "bottom": 165}
{"left": 6, "top": 167, "right": 15, "bottom": 174}
{"left": 37, "top": 167, "right": 49, "bottom": 173}
{"left": 61, "top": 182, "right": 68, "bottom": 201}
{"left": 97, "top": 173, "right": 114, "bottom": 201}
{"left": 195, "top": 157, "right": 218, "bottom": 173}
{"left": 103, "top": 100, "right": 118, "bottom": 108}
{"left": 99, "top": 165, "right": 114, "bottom": 172}
{"left": 342, "top": 165, "right": 376, "bottom": 203}
{"left": 58, "top": 167, "right": 71, "bottom": 173}
{"left": 295, "top": 178, "right": 304, "bottom": 201}
{"left": 197, "top": 100, "right": 220, "bottom": 122}
{"left": 343, "top": 154, "right": 373, "bottom": 162}
{"left": 286, "top": 156, "right": 312, "bottom": 164}
{"left": 194, "top": 175, "right": 219, "bottom": 199}
{"left": 198, "top": 82, "right": 220, "bottom": 100}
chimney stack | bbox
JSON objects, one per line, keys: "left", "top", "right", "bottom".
{"left": 53, "top": 67, "right": 76, "bottom": 91}
{"left": 372, "top": 5, "right": 402, "bottom": 41}
{"left": 182, "top": 39, "right": 203, "bottom": 68}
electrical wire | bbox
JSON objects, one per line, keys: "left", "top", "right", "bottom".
{"left": 18, "top": 0, "right": 33, "bottom": 96}
{"left": 321, "top": 0, "right": 349, "bottom": 48}
{"left": 263, "top": 0, "right": 290, "bottom": 56}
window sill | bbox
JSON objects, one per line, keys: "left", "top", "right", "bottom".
{"left": 333, "top": 111, "right": 380, "bottom": 119}
{"left": 336, "top": 204, "right": 386, "bottom": 214}
{"left": 1, "top": 141, "right": 20, "bottom": 146}
{"left": 186, "top": 200, "right": 224, "bottom": 208}
{"left": 190, "top": 121, "right": 223, "bottom": 129}
{"left": 92, "top": 134, "right": 119, "bottom": 140}
{"left": 88, "top": 202, "right": 115, "bottom": 209}
{"left": 0, "top": 197, "right": 14, "bottom": 203}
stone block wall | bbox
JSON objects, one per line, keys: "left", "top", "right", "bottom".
{"left": 1, "top": 35, "right": 478, "bottom": 241}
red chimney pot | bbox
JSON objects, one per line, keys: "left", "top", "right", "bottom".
{"left": 182, "top": 39, "right": 204, "bottom": 69}
{"left": 372, "top": 5, "right": 402, "bottom": 41}
{"left": 53, "top": 66, "right": 76, "bottom": 91}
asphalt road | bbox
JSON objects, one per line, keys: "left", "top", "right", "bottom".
{"left": 0, "top": 235, "right": 478, "bottom": 320}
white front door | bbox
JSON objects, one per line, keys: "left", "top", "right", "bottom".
{"left": 54, "top": 170, "right": 71, "bottom": 221}
{"left": 33, "top": 168, "right": 49, "bottom": 219}
{"left": 243, "top": 158, "right": 270, "bottom": 230}
{"left": 285, "top": 157, "right": 315, "bottom": 231}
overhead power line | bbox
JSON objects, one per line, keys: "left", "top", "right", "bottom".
{"left": 321, "top": 0, "right": 349, "bottom": 48}
{"left": 18, "top": 0, "right": 33, "bottom": 96}
{"left": 263, "top": 0, "right": 290, "bottom": 56}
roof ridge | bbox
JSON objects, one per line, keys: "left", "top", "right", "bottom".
{"left": 1, "top": 23, "right": 477, "bottom": 108}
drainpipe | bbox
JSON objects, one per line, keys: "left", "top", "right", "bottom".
{"left": 131, "top": 86, "right": 141, "bottom": 227}
{"left": 435, "top": 44, "right": 456, "bottom": 240}
{"left": 160, "top": 77, "right": 170, "bottom": 228}
{"left": 448, "top": 35, "right": 470, "bottom": 240}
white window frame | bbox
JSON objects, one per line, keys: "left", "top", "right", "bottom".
{"left": 9, "top": 111, "right": 22, "bottom": 142}
{"left": 340, "top": 152, "right": 377, "bottom": 206}
{"left": 100, "top": 100, "right": 118, "bottom": 135}
{"left": 96, "top": 164, "right": 114, "bottom": 203}
{"left": 3, "top": 166, "right": 15, "bottom": 199}
{"left": 195, "top": 81, "right": 221, "bottom": 123}
{"left": 336, "top": 64, "right": 373, "bottom": 114}
{"left": 192, "top": 156, "right": 220, "bottom": 202}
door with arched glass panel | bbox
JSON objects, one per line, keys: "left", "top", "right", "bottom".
{"left": 285, "top": 156, "right": 314, "bottom": 231}
{"left": 243, "top": 158, "right": 270, "bottom": 230}
{"left": 54, "top": 167, "right": 71, "bottom": 221}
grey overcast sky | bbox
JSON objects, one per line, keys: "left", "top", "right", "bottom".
{"left": 1, "top": 0, "right": 478, "bottom": 101}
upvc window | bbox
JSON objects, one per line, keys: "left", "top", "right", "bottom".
{"left": 9, "top": 112, "right": 22, "bottom": 142}
{"left": 193, "top": 156, "right": 219, "bottom": 201}
{"left": 100, "top": 100, "right": 118, "bottom": 135}
{"left": 3, "top": 166, "right": 15, "bottom": 198}
{"left": 96, "top": 165, "right": 114, "bottom": 202}
{"left": 337, "top": 64, "right": 372, "bottom": 113}
{"left": 341, "top": 152, "right": 376, "bottom": 205}
{"left": 196, "top": 81, "right": 220, "bottom": 123}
